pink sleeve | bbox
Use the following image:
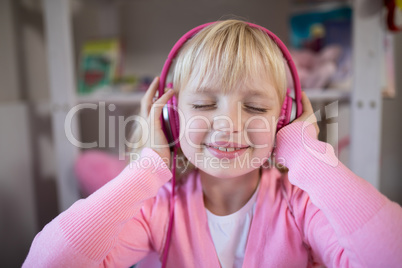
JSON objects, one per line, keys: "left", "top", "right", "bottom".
{"left": 23, "top": 148, "right": 173, "bottom": 267}
{"left": 275, "top": 122, "right": 402, "bottom": 267}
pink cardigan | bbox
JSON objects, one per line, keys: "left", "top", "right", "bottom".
{"left": 23, "top": 122, "right": 402, "bottom": 267}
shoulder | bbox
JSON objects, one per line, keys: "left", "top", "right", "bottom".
{"left": 140, "top": 168, "right": 198, "bottom": 218}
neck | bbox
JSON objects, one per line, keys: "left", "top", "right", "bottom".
{"left": 200, "top": 168, "right": 261, "bottom": 216}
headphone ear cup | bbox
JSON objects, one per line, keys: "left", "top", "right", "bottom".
{"left": 170, "top": 94, "right": 180, "bottom": 148}
{"left": 162, "top": 84, "right": 181, "bottom": 149}
{"left": 276, "top": 89, "right": 295, "bottom": 132}
{"left": 289, "top": 98, "right": 297, "bottom": 124}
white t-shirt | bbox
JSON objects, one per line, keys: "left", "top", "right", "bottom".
{"left": 205, "top": 184, "right": 260, "bottom": 268}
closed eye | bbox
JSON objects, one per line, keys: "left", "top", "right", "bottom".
{"left": 245, "top": 106, "right": 268, "bottom": 113}
{"left": 192, "top": 104, "right": 215, "bottom": 110}
{"left": 192, "top": 104, "right": 268, "bottom": 113}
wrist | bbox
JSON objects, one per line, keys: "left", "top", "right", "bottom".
{"left": 275, "top": 121, "right": 335, "bottom": 171}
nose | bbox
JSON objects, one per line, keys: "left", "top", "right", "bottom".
{"left": 212, "top": 102, "right": 242, "bottom": 134}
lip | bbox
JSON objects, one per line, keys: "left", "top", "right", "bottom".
{"left": 204, "top": 142, "right": 250, "bottom": 159}
{"left": 205, "top": 141, "right": 250, "bottom": 148}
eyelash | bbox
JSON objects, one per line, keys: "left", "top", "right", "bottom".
{"left": 191, "top": 104, "right": 268, "bottom": 113}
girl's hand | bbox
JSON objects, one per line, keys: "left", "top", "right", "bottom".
{"left": 292, "top": 91, "right": 320, "bottom": 139}
{"left": 137, "top": 77, "right": 175, "bottom": 168}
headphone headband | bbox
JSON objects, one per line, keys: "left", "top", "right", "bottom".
{"left": 158, "top": 21, "right": 303, "bottom": 118}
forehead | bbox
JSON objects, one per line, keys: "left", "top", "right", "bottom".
{"left": 181, "top": 72, "right": 279, "bottom": 103}
{"left": 191, "top": 86, "right": 272, "bottom": 99}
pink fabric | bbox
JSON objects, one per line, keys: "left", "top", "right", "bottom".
{"left": 23, "top": 122, "right": 402, "bottom": 267}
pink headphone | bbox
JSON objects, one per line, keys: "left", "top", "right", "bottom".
{"left": 156, "top": 21, "right": 303, "bottom": 267}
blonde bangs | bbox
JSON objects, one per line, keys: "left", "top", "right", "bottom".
{"left": 173, "top": 20, "right": 287, "bottom": 103}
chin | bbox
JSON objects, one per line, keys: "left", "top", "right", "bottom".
{"left": 196, "top": 161, "right": 259, "bottom": 179}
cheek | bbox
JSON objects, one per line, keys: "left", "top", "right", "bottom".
{"left": 245, "top": 115, "right": 277, "bottom": 148}
{"left": 179, "top": 113, "right": 211, "bottom": 165}
{"left": 179, "top": 110, "right": 211, "bottom": 148}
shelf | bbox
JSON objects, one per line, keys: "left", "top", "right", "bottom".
{"left": 76, "top": 91, "right": 146, "bottom": 104}
{"left": 304, "top": 89, "right": 351, "bottom": 102}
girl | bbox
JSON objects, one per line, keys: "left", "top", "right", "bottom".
{"left": 24, "top": 20, "right": 402, "bottom": 267}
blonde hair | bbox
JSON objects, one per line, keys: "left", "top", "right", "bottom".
{"left": 129, "top": 19, "right": 288, "bottom": 180}
{"left": 173, "top": 19, "right": 287, "bottom": 104}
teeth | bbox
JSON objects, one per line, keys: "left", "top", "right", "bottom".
{"left": 211, "top": 146, "right": 244, "bottom": 152}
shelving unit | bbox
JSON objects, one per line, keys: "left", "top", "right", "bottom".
{"left": 76, "top": 91, "right": 145, "bottom": 104}
{"left": 44, "top": 0, "right": 388, "bottom": 212}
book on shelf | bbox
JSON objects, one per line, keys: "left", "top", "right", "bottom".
{"left": 77, "top": 39, "right": 123, "bottom": 95}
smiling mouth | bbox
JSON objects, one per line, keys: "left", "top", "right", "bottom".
{"left": 204, "top": 144, "right": 250, "bottom": 152}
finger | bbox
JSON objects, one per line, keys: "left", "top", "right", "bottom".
{"left": 294, "top": 92, "right": 315, "bottom": 123}
{"left": 144, "top": 76, "right": 160, "bottom": 102}
{"left": 301, "top": 91, "right": 313, "bottom": 114}
{"left": 141, "top": 77, "right": 160, "bottom": 116}
{"left": 302, "top": 92, "right": 320, "bottom": 133}
{"left": 149, "top": 88, "right": 175, "bottom": 127}
{"left": 154, "top": 88, "right": 175, "bottom": 105}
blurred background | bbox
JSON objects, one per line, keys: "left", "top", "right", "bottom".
{"left": 1, "top": 0, "right": 401, "bottom": 266}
